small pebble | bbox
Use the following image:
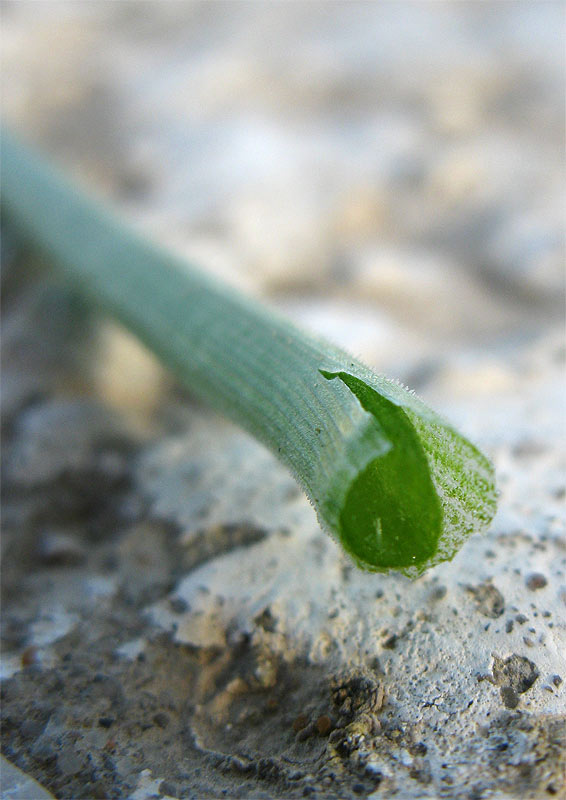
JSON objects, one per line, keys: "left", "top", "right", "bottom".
{"left": 526, "top": 573, "right": 547, "bottom": 590}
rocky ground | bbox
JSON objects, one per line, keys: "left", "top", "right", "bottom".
{"left": 1, "top": 3, "right": 565, "bottom": 799}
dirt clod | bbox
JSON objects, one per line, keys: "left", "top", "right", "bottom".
{"left": 466, "top": 581, "right": 505, "bottom": 618}
{"left": 492, "top": 654, "right": 540, "bottom": 696}
{"left": 331, "top": 670, "right": 385, "bottom": 719}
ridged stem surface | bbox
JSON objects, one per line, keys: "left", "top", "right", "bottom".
{"left": 1, "top": 130, "right": 497, "bottom": 575}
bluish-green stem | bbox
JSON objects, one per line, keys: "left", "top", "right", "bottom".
{"left": 0, "top": 129, "right": 497, "bottom": 575}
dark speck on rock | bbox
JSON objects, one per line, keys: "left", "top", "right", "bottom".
{"left": 254, "top": 606, "right": 277, "bottom": 632}
{"left": 153, "top": 711, "right": 170, "bottom": 728}
{"left": 526, "top": 573, "right": 548, "bottom": 590}
{"left": 551, "top": 674, "right": 562, "bottom": 687}
{"left": 169, "top": 596, "right": 189, "bottom": 614}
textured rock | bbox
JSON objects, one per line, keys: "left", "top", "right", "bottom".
{"left": 1, "top": 3, "right": 564, "bottom": 799}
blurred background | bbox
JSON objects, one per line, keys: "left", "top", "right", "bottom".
{"left": 2, "top": 0, "right": 564, "bottom": 421}
{"left": 2, "top": 6, "right": 565, "bottom": 798}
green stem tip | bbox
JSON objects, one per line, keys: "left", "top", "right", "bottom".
{"left": 0, "top": 128, "right": 497, "bottom": 576}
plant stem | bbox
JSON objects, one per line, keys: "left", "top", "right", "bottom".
{"left": 0, "top": 129, "right": 497, "bottom": 575}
